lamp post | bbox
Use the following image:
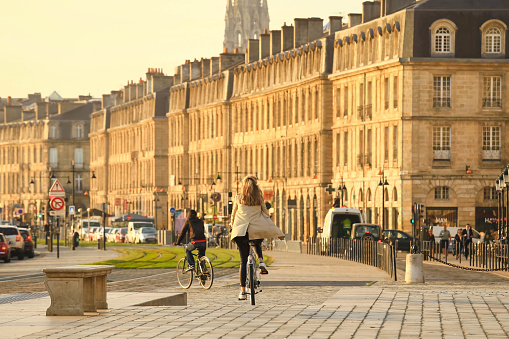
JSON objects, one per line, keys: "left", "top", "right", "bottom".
{"left": 496, "top": 178, "right": 503, "bottom": 239}
{"left": 503, "top": 168, "right": 509, "bottom": 238}
{"left": 378, "top": 169, "right": 389, "bottom": 231}
{"left": 338, "top": 175, "right": 347, "bottom": 207}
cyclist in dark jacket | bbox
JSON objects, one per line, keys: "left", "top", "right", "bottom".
{"left": 173, "top": 210, "right": 206, "bottom": 270}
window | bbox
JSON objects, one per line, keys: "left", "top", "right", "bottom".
{"left": 75, "top": 124, "right": 83, "bottom": 139}
{"left": 435, "top": 27, "right": 451, "bottom": 53}
{"left": 483, "top": 76, "right": 502, "bottom": 108}
{"left": 486, "top": 28, "right": 502, "bottom": 54}
{"left": 430, "top": 19, "right": 457, "bottom": 56}
{"left": 49, "top": 148, "right": 58, "bottom": 166}
{"left": 343, "top": 132, "right": 348, "bottom": 166}
{"left": 482, "top": 126, "right": 501, "bottom": 160}
{"left": 393, "top": 125, "right": 398, "bottom": 162}
{"left": 49, "top": 125, "right": 57, "bottom": 139}
{"left": 433, "top": 126, "right": 451, "bottom": 160}
{"left": 343, "top": 86, "right": 348, "bottom": 117}
{"left": 484, "top": 187, "right": 497, "bottom": 201}
{"left": 435, "top": 186, "right": 450, "bottom": 200}
{"left": 75, "top": 174, "right": 83, "bottom": 192}
{"left": 74, "top": 148, "right": 84, "bottom": 168}
{"left": 393, "top": 76, "right": 398, "bottom": 108}
{"left": 384, "top": 126, "right": 389, "bottom": 163}
{"left": 433, "top": 76, "right": 451, "bottom": 108}
{"left": 335, "top": 88, "right": 341, "bottom": 117}
{"left": 384, "top": 78, "right": 389, "bottom": 110}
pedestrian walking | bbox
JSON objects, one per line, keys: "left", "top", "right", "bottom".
{"left": 439, "top": 225, "right": 451, "bottom": 257}
{"left": 462, "top": 224, "right": 473, "bottom": 259}
{"left": 454, "top": 228, "right": 463, "bottom": 259}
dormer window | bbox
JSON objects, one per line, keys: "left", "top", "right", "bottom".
{"left": 481, "top": 20, "right": 507, "bottom": 58}
{"left": 430, "top": 19, "right": 458, "bottom": 57}
{"left": 49, "top": 124, "right": 57, "bottom": 139}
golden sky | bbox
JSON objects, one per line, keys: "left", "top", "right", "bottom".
{"left": 0, "top": 0, "right": 362, "bottom": 99}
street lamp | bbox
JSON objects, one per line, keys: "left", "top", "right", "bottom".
{"left": 378, "top": 169, "right": 389, "bottom": 231}
{"left": 338, "top": 175, "right": 347, "bottom": 207}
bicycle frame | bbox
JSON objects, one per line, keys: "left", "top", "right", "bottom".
{"left": 246, "top": 246, "right": 261, "bottom": 305}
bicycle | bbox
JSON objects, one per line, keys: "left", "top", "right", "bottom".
{"left": 245, "top": 245, "right": 262, "bottom": 305}
{"left": 176, "top": 246, "right": 214, "bottom": 290}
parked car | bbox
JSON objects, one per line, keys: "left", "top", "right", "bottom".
{"left": 126, "top": 222, "right": 154, "bottom": 243}
{"left": 0, "top": 233, "right": 11, "bottom": 262}
{"left": 0, "top": 225, "right": 25, "bottom": 260}
{"left": 320, "top": 207, "right": 364, "bottom": 238}
{"left": 79, "top": 220, "right": 101, "bottom": 240}
{"left": 135, "top": 227, "right": 158, "bottom": 244}
{"left": 18, "top": 228, "right": 35, "bottom": 258}
{"left": 383, "top": 230, "right": 414, "bottom": 251}
{"left": 95, "top": 227, "right": 111, "bottom": 241}
{"left": 351, "top": 223, "right": 382, "bottom": 241}
{"left": 105, "top": 228, "right": 117, "bottom": 242}
{"left": 88, "top": 227, "right": 98, "bottom": 241}
{"left": 116, "top": 228, "right": 128, "bottom": 243}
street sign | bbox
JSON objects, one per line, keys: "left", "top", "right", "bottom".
{"left": 14, "top": 208, "right": 24, "bottom": 216}
{"left": 49, "top": 179, "right": 66, "bottom": 197}
{"left": 50, "top": 197, "right": 65, "bottom": 211}
{"left": 123, "top": 200, "right": 128, "bottom": 210}
{"left": 170, "top": 207, "right": 176, "bottom": 214}
{"left": 49, "top": 211, "right": 57, "bottom": 216}
{"left": 115, "top": 198, "right": 121, "bottom": 206}
{"left": 69, "top": 205, "right": 75, "bottom": 215}
{"left": 213, "top": 214, "right": 218, "bottom": 220}
{"left": 127, "top": 215, "right": 132, "bottom": 221}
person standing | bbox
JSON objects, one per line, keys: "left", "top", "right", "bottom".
{"left": 230, "top": 175, "right": 285, "bottom": 300}
{"left": 439, "top": 225, "right": 451, "bottom": 257}
{"left": 428, "top": 228, "right": 436, "bottom": 256}
{"left": 462, "top": 224, "right": 473, "bottom": 259}
{"left": 454, "top": 228, "right": 463, "bottom": 260}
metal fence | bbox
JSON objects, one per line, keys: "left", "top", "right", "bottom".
{"left": 306, "top": 237, "right": 397, "bottom": 281}
{"left": 421, "top": 240, "right": 509, "bottom": 271}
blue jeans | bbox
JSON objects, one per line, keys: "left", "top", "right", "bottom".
{"left": 186, "top": 242, "right": 206, "bottom": 267}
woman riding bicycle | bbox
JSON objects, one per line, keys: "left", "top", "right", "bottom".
{"left": 173, "top": 210, "right": 206, "bottom": 271}
{"left": 230, "top": 175, "right": 285, "bottom": 300}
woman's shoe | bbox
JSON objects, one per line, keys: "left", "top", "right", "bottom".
{"left": 259, "top": 262, "right": 268, "bottom": 274}
{"left": 238, "top": 292, "right": 247, "bottom": 300}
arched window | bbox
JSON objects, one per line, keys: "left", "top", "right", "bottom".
{"left": 429, "top": 19, "right": 457, "bottom": 57}
{"left": 486, "top": 28, "right": 502, "bottom": 54}
{"left": 393, "top": 187, "right": 398, "bottom": 202}
{"left": 75, "top": 124, "right": 83, "bottom": 139}
{"left": 367, "top": 188, "right": 371, "bottom": 202}
{"left": 236, "top": 32, "right": 242, "bottom": 48}
{"left": 384, "top": 188, "right": 389, "bottom": 202}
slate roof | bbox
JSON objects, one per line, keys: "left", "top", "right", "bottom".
{"left": 414, "top": 0, "right": 509, "bottom": 10}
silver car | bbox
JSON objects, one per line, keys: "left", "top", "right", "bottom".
{"left": 0, "top": 225, "right": 25, "bottom": 260}
{"left": 135, "top": 227, "right": 158, "bottom": 244}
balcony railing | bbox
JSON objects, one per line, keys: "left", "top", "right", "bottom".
{"left": 433, "top": 149, "right": 451, "bottom": 160}
{"left": 365, "top": 104, "right": 372, "bottom": 120}
{"left": 482, "top": 98, "right": 502, "bottom": 108}
{"left": 357, "top": 106, "right": 364, "bottom": 121}
{"left": 364, "top": 152, "right": 372, "bottom": 167}
{"left": 357, "top": 105, "right": 373, "bottom": 121}
{"left": 483, "top": 149, "right": 501, "bottom": 160}
{"left": 357, "top": 154, "right": 364, "bottom": 168}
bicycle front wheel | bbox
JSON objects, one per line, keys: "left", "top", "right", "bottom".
{"left": 198, "top": 256, "right": 214, "bottom": 290}
{"left": 176, "top": 257, "right": 193, "bottom": 289}
{"left": 248, "top": 263, "right": 256, "bottom": 305}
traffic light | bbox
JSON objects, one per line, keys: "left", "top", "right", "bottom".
{"left": 411, "top": 218, "right": 415, "bottom": 224}
{"left": 38, "top": 213, "right": 43, "bottom": 219}
{"left": 228, "top": 201, "right": 233, "bottom": 214}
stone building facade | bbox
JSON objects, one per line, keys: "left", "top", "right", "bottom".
{"left": 0, "top": 97, "right": 97, "bottom": 225}
{"left": 89, "top": 69, "right": 173, "bottom": 229}
{"left": 224, "top": 0, "right": 270, "bottom": 53}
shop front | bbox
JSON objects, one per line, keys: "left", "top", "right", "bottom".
{"left": 475, "top": 207, "right": 498, "bottom": 234}
{"left": 426, "top": 207, "right": 458, "bottom": 228}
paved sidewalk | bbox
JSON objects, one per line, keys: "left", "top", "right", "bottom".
{"left": 2, "top": 250, "right": 509, "bottom": 338}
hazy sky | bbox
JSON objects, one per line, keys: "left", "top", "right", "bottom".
{"left": 0, "top": 0, "right": 364, "bottom": 99}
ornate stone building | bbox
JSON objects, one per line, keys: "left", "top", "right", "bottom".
{"left": 89, "top": 69, "right": 173, "bottom": 228}
{"left": 224, "top": 0, "right": 270, "bottom": 53}
{"left": 0, "top": 95, "right": 97, "bottom": 225}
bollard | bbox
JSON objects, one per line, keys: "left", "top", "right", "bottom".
{"left": 405, "top": 254, "right": 425, "bottom": 284}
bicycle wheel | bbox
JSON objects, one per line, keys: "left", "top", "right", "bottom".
{"left": 176, "top": 257, "right": 193, "bottom": 289}
{"left": 198, "top": 256, "right": 214, "bottom": 290}
{"left": 248, "top": 262, "right": 256, "bottom": 305}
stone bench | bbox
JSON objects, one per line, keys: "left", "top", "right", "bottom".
{"left": 43, "top": 265, "right": 114, "bottom": 316}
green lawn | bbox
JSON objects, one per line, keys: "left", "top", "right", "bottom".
{"left": 90, "top": 247, "right": 273, "bottom": 269}
{"left": 36, "top": 239, "right": 151, "bottom": 247}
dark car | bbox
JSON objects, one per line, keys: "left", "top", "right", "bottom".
{"left": 383, "top": 230, "right": 414, "bottom": 251}
{"left": 0, "top": 233, "right": 11, "bottom": 262}
{"left": 18, "top": 228, "right": 35, "bottom": 258}
{"left": 351, "top": 223, "right": 382, "bottom": 241}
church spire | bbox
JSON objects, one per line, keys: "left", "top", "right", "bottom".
{"left": 224, "top": 0, "right": 270, "bottom": 53}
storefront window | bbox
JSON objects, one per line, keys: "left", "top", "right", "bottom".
{"left": 475, "top": 207, "right": 498, "bottom": 234}
{"left": 426, "top": 207, "right": 458, "bottom": 228}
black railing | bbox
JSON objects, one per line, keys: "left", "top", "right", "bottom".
{"left": 421, "top": 240, "right": 509, "bottom": 271}
{"left": 306, "top": 237, "right": 397, "bottom": 281}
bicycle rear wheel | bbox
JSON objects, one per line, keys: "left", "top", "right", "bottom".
{"left": 198, "top": 256, "right": 214, "bottom": 290}
{"left": 248, "top": 262, "right": 256, "bottom": 305}
{"left": 176, "top": 257, "right": 193, "bottom": 289}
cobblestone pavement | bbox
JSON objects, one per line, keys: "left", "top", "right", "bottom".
{"left": 4, "top": 250, "right": 509, "bottom": 338}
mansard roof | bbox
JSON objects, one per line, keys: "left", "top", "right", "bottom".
{"left": 414, "top": 0, "right": 509, "bottom": 10}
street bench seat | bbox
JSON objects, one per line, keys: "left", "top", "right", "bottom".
{"left": 43, "top": 265, "right": 114, "bottom": 316}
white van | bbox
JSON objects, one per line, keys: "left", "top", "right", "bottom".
{"left": 320, "top": 207, "right": 364, "bottom": 238}
{"left": 126, "top": 221, "right": 154, "bottom": 243}
{"left": 77, "top": 219, "right": 101, "bottom": 240}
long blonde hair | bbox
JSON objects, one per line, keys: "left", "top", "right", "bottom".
{"left": 240, "top": 175, "right": 264, "bottom": 206}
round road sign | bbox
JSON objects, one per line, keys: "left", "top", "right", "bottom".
{"left": 128, "top": 215, "right": 131, "bottom": 221}
{"left": 213, "top": 214, "right": 218, "bottom": 220}
{"left": 170, "top": 207, "right": 176, "bottom": 214}
{"left": 50, "top": 197, "right": 65, "bottom": 211}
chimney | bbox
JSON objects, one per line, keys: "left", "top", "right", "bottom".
{"left": 58, "top": 101, "right": 82, "bottom": 115}
{"left": 294, "top": 18, "right": 309, "bottom": 48}
{"left": 148, "top": 73, "right": 173, "bottom": 92}
{"left": 348, "top": 13, "right": 362, "bottom": 28}
{"left": 329, "top": 16, "right": 343, "bottom": 35}
{"left": 7, "top": 96, "right": 12, "bottom": 105}
{"left": 4, "top": 105, "right": 22, "bottom": 123}
{"left": 102, "top": 94, "right": 114, "bottom": 109}
{"left": 136, "top": 82, "right": 144, "bottom": 98}
{"left": 180, "top": 62, "right": 191, "bottom": 83}
{"left": 35, "top": 102, "right": 48, "bottom": 120}
{"left": 363, "top": 1, "right": 381, "bottom": 23}
{"left": 201, "top": 58, "right": 211, "bottom": 78}
{"left": 210, "top": 57, "right": 220, "bottom": 75}
{"left": 247, "top": 39, "right": 260, "bottom": 63}
{"left": 128, "top": 82, "right": 137, "bottom": 101}
{"left": 270, "top": 30, "right": 281, "bottom": 55}
{"left": 281, "top": 24, "right": 294, "bottom": 52}
{"left": 308, "top": 17, "right": 324, "bottom": 42}
{"left": 259, "top": 29, "right": 271, "bottom": 59}
{"left": 220, "top": 50, "right": 245, "bottom": 72}
{"left": 190, "top": 59, "right": 202, "bottom": 81}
